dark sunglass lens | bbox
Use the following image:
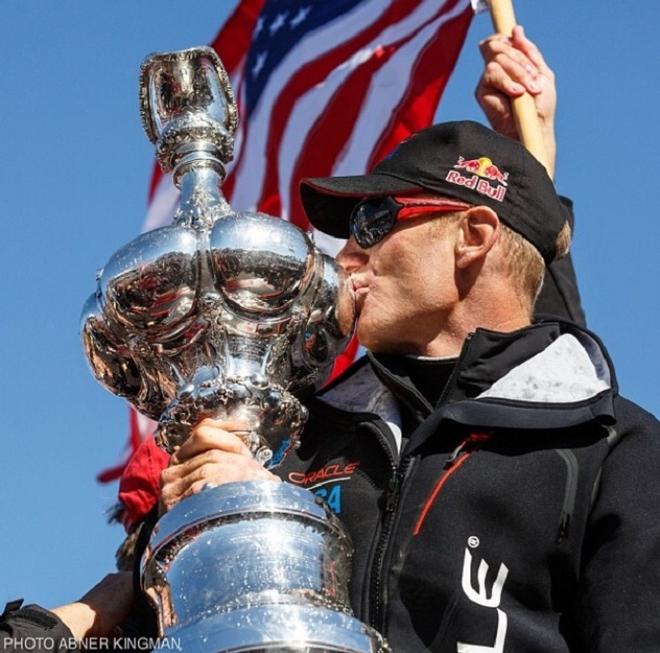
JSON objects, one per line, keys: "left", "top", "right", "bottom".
{"left": 351, "top": 201, "right": 395, "bottom": 248}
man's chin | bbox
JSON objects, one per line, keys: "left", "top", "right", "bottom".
{"left": 355, "top": 316, "right": 373, "bottom": 347}
{"left": 356, "top": 320, "right": 397, "bottom": 354}
{"left": 357, "top": 318, "right": 426, "bottom": 355}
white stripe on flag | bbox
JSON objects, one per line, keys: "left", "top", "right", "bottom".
{"left": 136, "top": 411, "right": 158, "bottom": 443}
{"left": 311, "top": 228, "right": 347, "bottom": 258}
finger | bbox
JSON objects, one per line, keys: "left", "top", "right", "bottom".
{"left": 475, "top": 88, "right": 519, "bottom": 140}
{"left": 480, "top": 38, "right": 542, "bottom": 95}
{"left": 479, "top": 35, "right": 538, "bottom": 74}
{"left": 160, "top": 461, "right": 278, "bottom": 513}
{"left": 172, "top": 426, "right": 252, "bottom": 463}
{"left": 163, "top": 450, "right": 270, "bottom": 497}
{"left": 493, "top": 51, "right": 544, "bottom": 95}
{"left": 511, "top": 25, "right": 554, "bottom": 79}
{"left": 160, "top": 466, "right": 223, "bottom": 513}
{"left": 163, "top": 448, "right": 227, "bottom": 480}
{"left": 478, "top": 89, "right": 515, "bottom": 124}
{"left": 196, "top": 417, "right": 250, "bottom": 431}
{"left": 481, "top": 61, "right": 526, "bottom": 97}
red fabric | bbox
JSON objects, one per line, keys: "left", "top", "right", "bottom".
{"left": 118, "top": 436, "right": 170, "bottom": 532}
{"left": 96, "top": 408, "right": 144, "bottom": 483}
{"left": 367, "top": 0, "right": 473, "bottom": 168}
{"left": 329, "top": 334, "right": 361, "bottom": 379}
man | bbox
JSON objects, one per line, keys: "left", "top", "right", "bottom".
{"left": 154, "top": 31, "right": 658, "bottom": 652}
{"left": 158, "top": 119, "right": 660, "bottom": 652}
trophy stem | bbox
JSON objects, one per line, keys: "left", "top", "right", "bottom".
{"left": 174, "top": 163, "right": 232, "bottom": 229}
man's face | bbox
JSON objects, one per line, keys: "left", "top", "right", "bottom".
{"left": 336, "top": 213, "right": 460, "bottom": 354}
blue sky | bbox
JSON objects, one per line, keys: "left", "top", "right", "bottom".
{"left": 1, "top": 1, "right": 658, "bottom": 609}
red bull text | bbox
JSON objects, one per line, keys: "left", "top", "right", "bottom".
{"left": 447, "top": 155, "right": 509, "bottom": 202}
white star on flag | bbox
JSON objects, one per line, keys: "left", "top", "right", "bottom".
{"left": 252, "top": 51, "right": 267, "bottom": 77}
{"left": 269, "top": 11, "right": 288, "bottom": 35}
{"left": 290, "top": 6, "right": 311, "bottom": 28}
{"left": 254, "top": 16, "right": 264, "bottom": 35}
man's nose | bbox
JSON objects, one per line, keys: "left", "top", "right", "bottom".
{"left": 336, "top": 236, "right": 368, "bottom": 273}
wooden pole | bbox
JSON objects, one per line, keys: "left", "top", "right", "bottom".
{"left": 488, "top": 0, "right": 551, "bottom": 175}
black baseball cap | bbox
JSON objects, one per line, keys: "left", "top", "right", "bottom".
{"left": 300, "top": 121, "right": 567, "bottom": 263}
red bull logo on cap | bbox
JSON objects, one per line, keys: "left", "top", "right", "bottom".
{"left": 446, "top": 155, "right": 509, "bottom": 202}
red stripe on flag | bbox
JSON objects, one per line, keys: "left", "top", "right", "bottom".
{"left": 368, "top": 1, "right": 473, "bottom": 168}
{"left": 209, "top": 0, "right": 267, "bottom": 73}
{"left": 147, "top": 163, "right": 163, "bottom": 204}
{"left": 96, "top": 408, "right": 144, "bottom": 483}
{"left": 287, "top": 44, "right": 396, "bottom": 229}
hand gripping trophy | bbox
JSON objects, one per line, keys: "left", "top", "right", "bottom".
{"left": 81, "top": 47, "right": 390, "bottom": 653}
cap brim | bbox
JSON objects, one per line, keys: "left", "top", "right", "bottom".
{"left": 300, "top": 172, "right": 422, "bottom": 238}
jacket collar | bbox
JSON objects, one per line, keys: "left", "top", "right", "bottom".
{"left": 316, "top": 322, "right": 617, "bottom": 451}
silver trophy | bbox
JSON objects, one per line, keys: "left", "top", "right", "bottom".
{"left": 81, "top": 47, "right": 389, "bottom": 652}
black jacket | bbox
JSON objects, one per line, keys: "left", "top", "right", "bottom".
{"left": 275, "top": 321, "right": 659, "bottom": 652}
{"left": 4, "top": 323, "right": 658, "bottom": 652}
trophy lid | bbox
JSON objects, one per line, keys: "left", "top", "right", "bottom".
{"left": 139, "top": 46, "right": 238, "bottom": 174}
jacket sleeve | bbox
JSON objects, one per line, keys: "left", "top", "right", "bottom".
{"left": 574, "top": 404, "right": 660, "bottom": 651}
{"left": 534, "top": 197, "right": 587, "bottom": 327}
{"left": 0, "top": 602, "right": 77, "bottom": 652}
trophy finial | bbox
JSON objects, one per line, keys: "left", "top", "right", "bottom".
{"left": 139, "top": 46, "right": 238, "bottom": 179}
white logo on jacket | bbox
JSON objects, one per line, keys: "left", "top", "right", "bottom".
{"left": 457, "top": 541, "right": 509, "bottom": 653}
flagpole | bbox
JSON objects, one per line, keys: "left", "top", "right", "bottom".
{"left": 487, "top": 0, "right": 551, "bottom": 176}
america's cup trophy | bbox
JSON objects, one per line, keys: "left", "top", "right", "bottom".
{"left": 81, "top": 47, "right": 389, "bottom": 652}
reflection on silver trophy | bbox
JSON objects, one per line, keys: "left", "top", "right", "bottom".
{"left": 81, "top": 47, "right": 390, "bottom": 652}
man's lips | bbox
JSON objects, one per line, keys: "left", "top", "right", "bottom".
{"left": 351, "top": 277, "right": 370, "bottom": 311}
{"left": 351, "top": 276, "right": 369, "bottom": 293}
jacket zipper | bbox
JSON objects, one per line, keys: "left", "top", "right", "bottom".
{"left": 413, "top": 432, "right": 491, "bottom": 536}
{"left": 358, "top": 420, "right": 399, "bottom": 628}
{"left": 555, "top": 449, "right": 578, "bottom": 544}
{"left": 369, "top": 454, "right": 414, "bottom": 631}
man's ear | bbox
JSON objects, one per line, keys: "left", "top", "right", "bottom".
{"left": 454, "top": 206, "right": 500, "bottom": 270}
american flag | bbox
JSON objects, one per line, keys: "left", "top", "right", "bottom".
{"left": 104, "top": 0, "right": 478, "bottom": 525}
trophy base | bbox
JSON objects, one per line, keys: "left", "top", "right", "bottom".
{"left": 143, "top": 482, "right": 390, "bottom": 653}
{"left": 170, "top": 604, "right": 386, "bottom": 653}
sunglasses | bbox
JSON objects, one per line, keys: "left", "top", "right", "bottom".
{"left": 349, "top": 195, "right": 472, "bottom": 249}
